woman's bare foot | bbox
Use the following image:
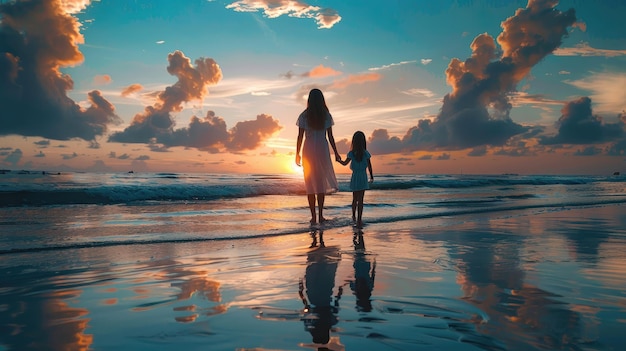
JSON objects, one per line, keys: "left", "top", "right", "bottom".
{"left": 319, "top": 216, "right": 327, "bottom": 223}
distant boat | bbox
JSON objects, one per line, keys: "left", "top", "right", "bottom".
{"left": 613, "top": 171, "right": 620, "bottom": 176}
{"left": 128, "top": 170, "right": 134, "bottom": 174}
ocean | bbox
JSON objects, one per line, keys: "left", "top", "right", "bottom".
{"left": 1, "top": 171, "right": 625, "bottom": 255}
{"left": 1, "top": 171, "right": 625, "bottom": 350}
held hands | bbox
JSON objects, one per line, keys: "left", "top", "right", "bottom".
{"left": 335, "top": 154, "right": 342, "bottom": 163}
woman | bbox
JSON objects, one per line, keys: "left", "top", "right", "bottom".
{"left": 296, "top": 89, "right": 341, "bottom": 225}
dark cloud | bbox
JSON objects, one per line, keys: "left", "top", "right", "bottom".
{"left": 540, "top": 97, "right": 625, "bottom": 145}
{"left": 368, "top": 129, "right": 404, "bottom": 154}
{"left": 157, "top": 111, "right": 282, "bottom": 153}
{"left": 281, "top": 70, "right": 295, "bottom": 79}
{"left": 574, "top": 146, "right": 602, "bottom": 156}
{"left": 62, "top": 152, "right": 78, "bottom": 160}
{"left": 109, "top": 50, "right": 223, "bottom": 144}
{"left": 159, "top": 111, "right": 230, "bottom": 152}
{"left": 109, "top": 51, "right": 281, "bottom": 153}
{"left": 34, "top": 140, "right": 50, "bottom": 147}
{"left": 493, "top": 146, "right": 533, "bottom": 157}
{"left": 0, "top": 0, "right": 121, "bottom": 141}
{"left": 468, "top": 146, "right": 488, "bottom": 157}
{"left": 226, "top": 114, "right": 283, "bottom": 151}
{"left": 3, "top": 149, "right": 22, "bottom": 165}
{"left": 606, "top": 135, "right": 626, "bottom": 156}
{"left": 370, "top": 0, "right": 576, "bottom": 154}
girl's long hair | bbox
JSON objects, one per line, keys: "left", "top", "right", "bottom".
{"left": 351, "top": 131, "right": 367, "bottom": 162}
{"left": 305, "top": 88, "right": 329, "bottom": 130}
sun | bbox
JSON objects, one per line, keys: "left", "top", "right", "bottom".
{"left": 290, "top": 161, "right": 304, "bottom": 175}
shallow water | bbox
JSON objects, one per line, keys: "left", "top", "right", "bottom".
{"left": 1, "top": 204, "right": 625, "bottom": 350}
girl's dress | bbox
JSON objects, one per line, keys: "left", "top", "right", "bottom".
{"left": 347, "top": 150, "right": 371, "bottom": 191}
{"left": 296, "top": 112, "right": 338, "bottom": 194}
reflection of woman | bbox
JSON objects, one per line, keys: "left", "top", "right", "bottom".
{"left": 296, "top": 89, "right": 341, "bottom": 225}
{"left": 351, "top": 231, "right": 375, "bottom": 312}
{"left": 300, "top": 240, "right": 342, "bottom": 345}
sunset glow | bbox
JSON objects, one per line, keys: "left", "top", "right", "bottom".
{"left": 1, "top": 0, "right": 625, "bottom": 175}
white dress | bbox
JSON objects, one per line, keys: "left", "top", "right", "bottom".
{"left": 297, "top": 112, "right": 338, "bottom": 194}
{"left": 348, "top": 150, "right": 371, "bottom": 191}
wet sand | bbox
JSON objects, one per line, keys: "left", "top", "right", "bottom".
{"left": 1, "top": 204, "right": 625, "bottom": 350}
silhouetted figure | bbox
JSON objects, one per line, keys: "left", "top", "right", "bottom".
{"left": 300, "top": 233, "right": 342, "bottom": 347}
{"left": 351, "top": 231, "right": 375, "bottom": 312}
{"left": 295, "top": 89, "right": 341, "bottom": 225}
{"left": 337, "top": 131, "right": 374, "bottom": 228}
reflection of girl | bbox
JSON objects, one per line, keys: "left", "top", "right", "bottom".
{"left": 351, "top": 232, "right": 375, "bottom": 312}
{"left": 296, "top": 89, "right": 341, "bottom": 225}
{"left": 300, "top": 244, "right": 342, "bottom": 345}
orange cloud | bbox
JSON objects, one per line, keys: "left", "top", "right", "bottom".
{"left": 93, "top": 74, "right": 111, "bottom": 85}
{"left": 226, "top": 0, "right": 341, "bottom": 29}
{"left": 121, "top": 83, "right": 143, "bottom": 97}
{"left": 330, "top": 72, "right": 381, "bottom": 89}
{"left": 305, "top": 64, "right": 342, "bottom": 78}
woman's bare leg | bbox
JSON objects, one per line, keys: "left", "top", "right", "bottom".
{"left": 317, "top": 193, "right": 326, "bottom": 223}
{"left": 307, "top": 194, "right": 316, "bottom": 224}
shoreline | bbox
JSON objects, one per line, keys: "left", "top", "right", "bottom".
{"left": 1, "top": 204, "right": 625, "bottom": 350}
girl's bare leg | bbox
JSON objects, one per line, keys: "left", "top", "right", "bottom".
{"left": 351, "top": 192, "right": 357, "bottom": 222}
{"left": 355, "top": 190, "right": 365, "bottom": 228}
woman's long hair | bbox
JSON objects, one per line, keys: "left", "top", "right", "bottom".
{"left": 305, "top": 89, "right": 329, "bottom": 130}
{"left": 351, "top": 131, "right": 367, "bottom": 162}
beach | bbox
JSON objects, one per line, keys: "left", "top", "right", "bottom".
{"left": 1, "top": 172, "right": 625, "bottom": 350}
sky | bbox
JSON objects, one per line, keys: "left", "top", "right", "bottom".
{"left": 1, "top": 0, "right": 625, "bottom": 175}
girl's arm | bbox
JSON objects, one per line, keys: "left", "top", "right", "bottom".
{"left": 326, "top": 127, "right": 342, "bottom": 162}
{"left": 367, "top": 159, "right": 374, "bottom": 182}
{"left": 339, "top": 157, "right": 350, "bottom": 166}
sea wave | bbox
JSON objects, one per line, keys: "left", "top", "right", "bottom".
{"left": 0, "top": 181, "right": 307, "bottom": 207}
{"left": 2, "top": 200, "right": 624, "bottom": 255}
{"left": 0, "top": 172, "right": 623, "bottom": 207}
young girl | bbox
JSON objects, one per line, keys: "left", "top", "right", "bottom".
{"left": 338, "top": 131, "right": 373, "bottom": 228}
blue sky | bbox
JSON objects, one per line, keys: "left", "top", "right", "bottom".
{"left": 1, "top": 0, "right": 625, "bottom": 174}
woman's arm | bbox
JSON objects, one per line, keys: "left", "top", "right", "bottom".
{"left": 327, "top": 127, "right": 341, "bottom": 162}
{"left": 296, "top": 128, "right": 304, "bottom": 166}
